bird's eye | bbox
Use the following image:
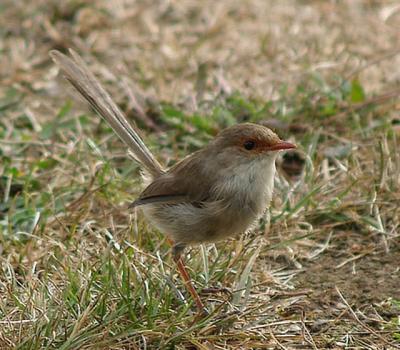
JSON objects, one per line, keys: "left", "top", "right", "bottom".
{"left": 243, "top": 140, "right": 256, "bottom": 150}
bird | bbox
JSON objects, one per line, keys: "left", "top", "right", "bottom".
{"left": 50, "top": 49, "right": 296, "bottom": 315}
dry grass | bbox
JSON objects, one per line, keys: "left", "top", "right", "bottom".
{"left": 1, "top": 0, "right": 400, "bottom": 349}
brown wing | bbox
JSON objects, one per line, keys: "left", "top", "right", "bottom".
{"left": 130, "top": 149, "right": 216, "bottom": 207}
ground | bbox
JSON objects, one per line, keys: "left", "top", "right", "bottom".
{"left": 0, "top": 1, "right": 400, "bottom": 349}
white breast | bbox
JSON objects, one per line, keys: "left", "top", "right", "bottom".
{"left": 213, "top": 155, "right": 277, "bottom": 217}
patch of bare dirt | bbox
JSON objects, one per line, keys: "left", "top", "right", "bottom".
{"left": 298, "top": 246, "right": 400, "bottom": 310}
{"left": 288, "top": 236, "right": 400, "bottom": 348}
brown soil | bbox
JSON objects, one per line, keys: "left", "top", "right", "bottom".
{"left": 298, "top": 247, "right": 400, "bottom": 312}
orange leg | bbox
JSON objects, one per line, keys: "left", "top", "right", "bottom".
{"left": 167, "top": 239, "right": 207, "bottom": 314}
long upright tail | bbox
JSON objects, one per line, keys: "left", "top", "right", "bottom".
{"left": 50, "top": 49, "right": 164, "bottom": 178}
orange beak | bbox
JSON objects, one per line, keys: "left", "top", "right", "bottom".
{"left": 268, "top": 140, "right": 296, "bottom": 151}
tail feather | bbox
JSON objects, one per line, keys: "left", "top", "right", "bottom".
{"left": 50, "top": 49, "right": 164, "bottom": 178}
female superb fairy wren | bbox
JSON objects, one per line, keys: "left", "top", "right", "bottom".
{"left": 50, "top": 50, "right": 296, "bottom": 315}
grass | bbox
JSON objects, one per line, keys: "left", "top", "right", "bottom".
{"left": 1, "top": 0, "right": 400, "bottom": 349}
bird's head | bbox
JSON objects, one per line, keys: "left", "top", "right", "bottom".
{"left": 210, "top": 123, "right": 296, "bottom": 166}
